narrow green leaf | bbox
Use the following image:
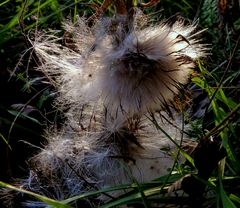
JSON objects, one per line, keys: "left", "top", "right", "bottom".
{"left": 220, "top": 187, "right": 237, "bottom": 208}
{"left": 229, "top": 194, "right": 240, "bottom": 204}
{"left": 8, "top": 110, "right": 41, "bottom": 125}
{"left": 62, "top": 184, "right": 134, "bottom": 204}
{"left": 0, "top": 12, "right": 21, "bottom": 34}
{"left": 0, "top": 181, "right": 72, "bottom": 208}
{"left": 101, "top": 185, "right": 169, "bottom": 208}
{"left": 0, "top": 133, "right": 12, "bottom": 150}
{"left": 0, "top": 0, "right": 11, "bottom": 7}
{"left": 146, "top": 115, "right": 195, "bottom": 167}
{"left": 218, "top": 166, "right": 237, "bottom": 208}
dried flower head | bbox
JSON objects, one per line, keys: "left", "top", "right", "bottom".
{"left": 8, "top": 7, "right": 208, "bottom": 207}
{"left": 17, "top": 112, "right": 188, "bottom": 207}
{"left": 33, "top": 12, "right": 207, "bottom": 119}
{"left": 94, "top": 17, "right": 207, "bottom": 117}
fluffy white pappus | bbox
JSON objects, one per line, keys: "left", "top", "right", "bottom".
{"left": 18, "top": 113, "right": 190, "bottom": 207}
{"left": 31, "top": 20, "right": 101, "bottom": 109}
{"left": 93, "top": 19, "right": 207, "bottom": 117}
{"left": 32, "top": 13, "right": 207, "bottom": 119}
{"left": 33, "top": 38, "right": 91, "bottom": 107}
{"left": 18, "top": 12, "right": 204, "bottom": 208}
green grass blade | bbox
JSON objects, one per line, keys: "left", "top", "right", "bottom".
{"left": 220, "top": 185, "right": 237, "bottom": 208}
{"left": 61, "top": 184, "right": 135, "bottom": 204}
{"left": 100, "top": 185, "right": 169, "bottom": 208}
{"left": 8, "top": 110, "right": 41, "bottom": 125}
{"left": 0, "top": 133, "right": 12, "bottom": 150}
{"left": 218, "top": 164, "right": 237, "bottom": 208}
{"left": 62, "top": 173, "right": 183, "bottom": 205}
{"left": 0, "top": 181, "right": 72, "bottom": 208}
{"left": 146, "top": 115, "right": 195, "bottom": 167}
{"left": 0, "top": 0, "right": 11, "bottom": 7}
{"left": 229, "top": 194, "right": 240, "bottom": 204}
{"left": 0, "top": 12, "right": 21, "bottom": 34}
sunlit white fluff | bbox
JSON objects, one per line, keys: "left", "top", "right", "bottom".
{"left": 20, "top": 112, "right": 187, "bottom": 206}
{"left": 95, "top": 20, "right": 206, "bottom": 117}
{"left": 33, "top": 13, "right": 206, "bottom": 117}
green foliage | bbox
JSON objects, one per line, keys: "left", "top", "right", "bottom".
{"left": 0, "top": 0, "right": 93, "bottom": 46}
{"left": 192, "top": 60, "right": 240, "bottom": 207}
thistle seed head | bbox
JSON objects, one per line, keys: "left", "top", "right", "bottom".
{"left": 17, "top": 10, "right": 208, "bottom": 207}
{"left": 33, "top": 12, "right": 207, "bottom": 119}
{"left": 95, "top": 18, "right": 207, "bottom": 117}
{"left": 19, "top": 112, "right": 187, "bottom": 205}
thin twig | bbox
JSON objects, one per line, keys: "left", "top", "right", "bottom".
{"left": 203, "top": 102, "right": 240, "bottom": 141}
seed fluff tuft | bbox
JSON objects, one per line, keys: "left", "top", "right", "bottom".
{"left": 33, "top": 12, "right": 207, "bottom": 118}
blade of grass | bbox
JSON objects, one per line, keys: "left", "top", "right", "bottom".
{"left": 101, "top": 184, "right": 171, "bottom": 208}
{"left": 0, "top": 181, "right": 72, "bottom": 208}
{"left": 73, "top": 0, "right": 78, "bottom": 24}
{"left": 0, "top": 0, "right": 11, "bottom": 7}
{"left": 146, "top": 114, "right": 195, "bottom": 167}
{"left": 229, "top": 194, "right": 240, "bottom": 204}
{"left": 61, "top": 184, "right": 135, "bottom": 204}
{"left": 219, "top": 180, "right": 237, "bottom": 208}
{"left": 0, "top": 133, "right": 12, "bottom": 150}
{"left": 0, "top": 12, "right": 21, "bottom": 35}
{"left": 8, "top": 110, "right": 41, "bottom": 125}
{"left": 218, "top": 163, "right": 237, "bottom": 208}
{"left": 62, "top": 173, "right": 183, "bottom": 205}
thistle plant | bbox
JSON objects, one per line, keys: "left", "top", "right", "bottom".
{"left": 2, "top": 1, "right": 209, "bottom": 207}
